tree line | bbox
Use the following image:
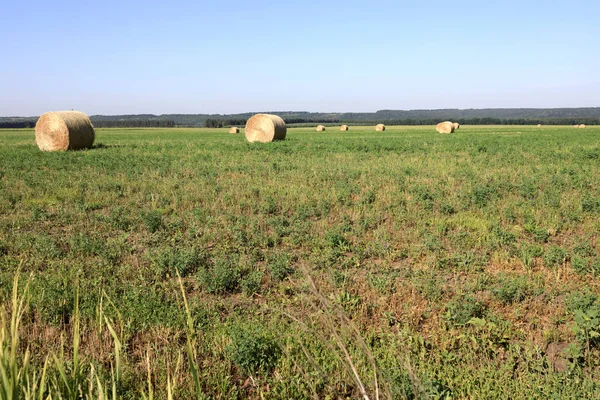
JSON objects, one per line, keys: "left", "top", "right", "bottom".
{"left": 0, "top": 121, "right": 36, "bottom": 128}
{"left": 90, "top": 119, "right": 175, "bottom": 128}
{"left": 205, "top": 118, "right": 343, "bottom": 127}
{"left": 204, "top": 119, "right": 248, "bottom": 128}
{"left": 0, "top": 120, "right": 176, "bottom": 129}
{"left": 205, "top": 117, "right": 599, "bottom": 127}
{"left": 2, "top": 117, "right": 598, "bottom": 130}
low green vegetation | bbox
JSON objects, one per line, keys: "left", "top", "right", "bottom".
{"left": 1, "top": 125, "right": 600, "bottom": 398}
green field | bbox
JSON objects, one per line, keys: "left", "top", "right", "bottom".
{"left": 1, "top": 125, "right": 600, "bottom": 398}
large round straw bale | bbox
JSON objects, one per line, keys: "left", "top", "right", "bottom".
{"left": 316, "top": 125, "right": 326, "bottom": 132}
{"left": 452, "top": 122, "right": 460, "bottom": 130}
{"left": 229, "top": 127, "right": 240, "bottom": 134}
{"left": 244, "top": 114, "right": 287, "bottom": 143}
{"left": 375, "top": 124, "right": 385, "bottom": 131}
{"left": 436, "top": 121, "right": 454, "bottom": 134}
{"left": 35, "top": 111, "right": 95, "bottom": 151}
{"left": 340, "top": 125, "right": 348, "bottom": 131}
{"left": 579, "top": 124, "right": 586, "bottom": 128}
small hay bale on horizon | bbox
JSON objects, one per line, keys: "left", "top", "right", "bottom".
{"left": 537, "top": 124, "right": 542, "bottom": 128}
{"left": 316, "top": 125, "right": 326, "bottom": 132}
{"left": 244, "top": 114, "right": 287, "bottom": 143}
{"left": 375, "top": 124, "right": 385, "bottom": 131}
{"left": 35, "top": 111, "right": 95, "bottom": 151}
{"left": 229, "top": 127, "right": 240, "bottom": 134}
{"left": 579, "top": 124, "right": 586, "bottom": 128}
{"left": 436, "top": 121, "right": 454, "bottom": 134}
{"left": 340, "top": 125, "right": 348, "bottom": 131}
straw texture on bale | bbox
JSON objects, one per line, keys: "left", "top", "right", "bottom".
{"left": 340, "top": 125, "right": 349, "bottom": 131}
{"left": 229, "top": 127, "right": 240, "bottom": 134}
{"left": 436, "top": 121, "right": 455, "bottom": 134}
{"left": 35, "top": 111, "right": 95, "bottom": 151}
{"left": 452, "top": 122, "right": 460, "bottom": 130}
{"left": 579, "top": 124, "right": 586, "bottom": 128}
{"left": 375, "top": 124, "right": 385, "bottom": 131}
{"left": 244, "top": 114, "right": 287, "bottom": 143}
{"left": 316, "top": 125, "right": 326, "bottom": 132}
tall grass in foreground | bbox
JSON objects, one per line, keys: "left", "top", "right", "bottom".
{"left": 0, "top": 270, "right": 131, "bottom": 399}
{"left": 1, "top": 269, "right": 403, "bottom": 399}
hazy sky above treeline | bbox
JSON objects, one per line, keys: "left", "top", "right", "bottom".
{"left": 1, "top": 0, "right": 599, "bottom": 116}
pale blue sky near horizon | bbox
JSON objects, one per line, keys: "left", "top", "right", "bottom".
{"left": 1, "top": 0, "right": 599, "bottom": 116}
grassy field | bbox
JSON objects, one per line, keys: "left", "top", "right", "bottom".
{"left": 1, "top": 125, "right": 600, "bottom": 398}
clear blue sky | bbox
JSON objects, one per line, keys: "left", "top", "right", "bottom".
{"left": 1, "top": 0, "right": 599, "bottom": 116}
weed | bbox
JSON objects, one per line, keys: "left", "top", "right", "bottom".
{"left": 197, "top": 256, "right": 241, "bottom": 294}
{"left": 519, "top": 243, "right": 543, "bottom": 271}
{"left": 228, "top": 325, "right": 281, "bottom": 375}
{"left": 443, "top": 295, "right": 486, "bottom": 327}
{"left": 325, "top": 230, "right": 350, "bottom": 250}
{"left": 582, "top": 197, "right": 600, "bottom": 213}
{"left": 267, "top": 251, "right": 294, "bottom": 281}
{"left": 471, "top": 185, "right": 495, "bottom": 208}
{"left": 543, "top": 246, "right": 568, "bottom": 268}
{"left": 571, "top": 257, "right": 590, "bottom": 275}
{"left": 524, "top": 222, "right": 549, "bottom": 243}
{"left": 108, "top": 206, "right": 132, "bottom": 230}
{"left": 241, "top": 270, "right": 263, "bottom": 295}
{"left": 141, "top": 210, "right": 163, "bottom": 233}
{"left": 150, "top": 247, "right": 205, "bottom": 278}
{"left": 573, "top": 242, "right": 595, "bottom": 258}
{"left": 440, "top": 203, "right": 455, "bottom": 215}
{"left": 492, "top": 275, "right": 532, "bottom": 304}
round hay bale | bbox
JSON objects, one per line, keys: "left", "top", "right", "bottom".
{"left": 316, "top": 125, "right": 326, "bottom": 132}
{"left": 229, "top": 127, "right": 240, "bottom": 134}
{"left": 244, "top": 114, "right": 287, "bottom": 143}
{"left": 579, "top": 124, "right": 586, "bottom": 129}
{"left": 436, "top": 121, "right": 454, "bottom": 134}
{"left": 375, "top": 124, "right": 385, "bottom": 131}
{"left": 452, "top": 122, "right": 460, "bottom": 131}
{"left": 340, "top": 125, "right": 348, "bottom": 131}
{"left": 35, "top": 111, "right": 95, "bottom": 151}
{"left": 537, "top": 124, "right": 542, "bottom": 128}
{"left": 573, "top": 124, "right": 579, "bottom": 128}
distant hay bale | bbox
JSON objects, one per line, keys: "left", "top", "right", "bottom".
{"left": 316, "top": 125, "right": 326, "bottom": 132}
{"left": 375, "top": 124, "right": 385, "bottom": 131}
{"left": 35, "top": 111, "right": 95, "bottom": 151}
{"left": 244, "top": 114, "right": 287, "bottom": 143}
{"left": 573, "top": 124, "right": 579, "bottom": 128}
{"left": 452, "top": 122, "right": 460, "bottom": 130}
{"left": 537, "top": 124, "right": 542, "bottom": 128}
{"left": 229, "top": 127, "right": 240, "bottom": 134}
{"left": 340, "top": 125, "right": 348, "bottom": 131}
{"left": 579, "top": 124, "right": 586, "bottom": 129}
{"left": 436, "top": 121, "right": 454, "bottom": 134}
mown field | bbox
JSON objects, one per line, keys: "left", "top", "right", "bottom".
{"left": 1, "top": 125, "right": 600, "bottom": 399}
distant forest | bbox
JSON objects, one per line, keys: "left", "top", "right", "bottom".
{"left": 1, "top": 108, "right": 599, "bottom": 128}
